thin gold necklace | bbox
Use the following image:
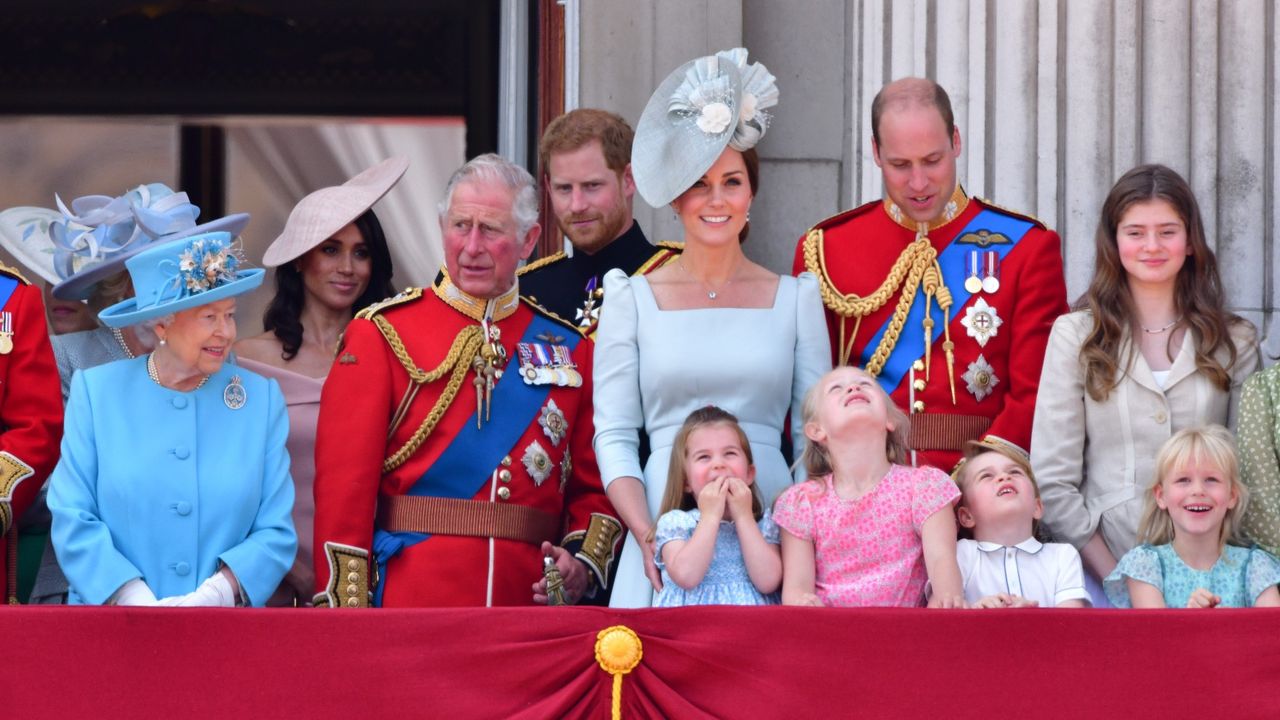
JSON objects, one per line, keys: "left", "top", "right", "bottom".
{"left": 147, "top": 353, "right": 209, "bottom": 391}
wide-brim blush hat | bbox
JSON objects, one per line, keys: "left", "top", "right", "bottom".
{"left": 49, "top": 182, "right": 251, "bottom": 301}
{"left": 632, "top": 48, "right": 778, "bottom": 208}
{"left": 0, "top": 207, "right": 64, "bottom": 285}
{"left": 262, "top": 156, "right": 409, "bottom": 267}
{"left": 99, "top": 231, "right": 264, "bottom": 328}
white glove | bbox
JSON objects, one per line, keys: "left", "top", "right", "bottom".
{"left": 160, "top": 572, "right": 237, "bottom": 607}
{"left": 111, "top": 578, "right": 160, "bottom": 606}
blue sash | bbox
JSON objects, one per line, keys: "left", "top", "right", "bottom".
{"left": 860, "top": 209, "right": 1034, "bottom": 394}
{"left": 0, "top": 276, "right": 17, "bottom": 309}
{"left": 372, "top": 313, "right": 579, "bottom": 604}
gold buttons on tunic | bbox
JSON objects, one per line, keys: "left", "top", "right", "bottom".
{"left": 347, "top": 559, "right": 359, "bottom": 572}
{"left": 347, "top": 572, "right": 360, "bottom": 584}
{"left": 346, "top": 584, "right": 359, "bottom": 596}
{"left": 913, "top": 359, "right": 925, "bottom": 372}
{"left": 913, "top": 379, "right": 926, "bottom": 391}
{"left": 346, "top": 598, "right": 360, "bottom": 608}
{"left": 498, "top": 469, "right": 512, "bottom": 483}
{"left": 501, "top": 455, "right": 512, "bottom": 467}
{"left": 913, "top": 400, "right": 925, "bottom": 412}
{"left": 498, "top": 486, "right": 511, "bottom": 500}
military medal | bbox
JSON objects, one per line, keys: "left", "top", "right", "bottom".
{"left": 981, "top": 251, "right": 1001, "bottom": 294}
{"left": 960, "top": 298, "right": 1003, "bottom": 347}
{"left": 539, "top": 400, "right": 568, "bottom": 447}
{"left": 559, "top": 448, "right": 571, "bottom": 493}
{"left": 522, "top": 440, "right": 552, "bottom": 486}
{"left": 964, "top": 251, "right": 983, "bottom": 294}
{"left": 575, "top": 276, "right": 603, "bottom": 331}
{"left": 0, "top": 312, "right": 12, "bottom": 355}
{"left": 223, "top": 375, "right": 247, "bottom": 409}
{"left": 963, "top": 355, "right": 999, "bottom": 402}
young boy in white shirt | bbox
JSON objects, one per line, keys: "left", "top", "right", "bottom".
{"left": 952, "top": 440, "right": 1090, "bottom": 608}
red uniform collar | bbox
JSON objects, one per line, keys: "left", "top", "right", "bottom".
{"left": 882, "top": 184, "right": 970, "bottom": 234}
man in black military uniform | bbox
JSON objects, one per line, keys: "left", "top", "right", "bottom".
{"left": 520, "top": 108, "right": 678, "bottom": 338}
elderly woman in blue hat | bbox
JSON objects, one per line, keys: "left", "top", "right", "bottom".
{"left": 21, "top": 185, "right": 251, "bottom": 605}
{"left": 47, "top": 232, "right": 296, "bottom": 606}
{"left": 593, "top": 49, "right": 831, "bottom": 607}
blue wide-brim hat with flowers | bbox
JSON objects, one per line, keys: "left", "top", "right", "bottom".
{"left": 632, "top": 47, "right": 778, "bottom": 208}
{"left": 50, "top": 182, "right": 251, "bottom": 301}
{"left": 99, "top": 231, "right": 264, "bottom": 328}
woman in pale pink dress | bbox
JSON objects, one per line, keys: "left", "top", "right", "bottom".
{"left": 235, "top": 158, "right": 405, "bottom": 605}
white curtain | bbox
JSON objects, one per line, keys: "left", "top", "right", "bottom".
{"left": 227, "top": 120, "right": 466, "bottom": 290}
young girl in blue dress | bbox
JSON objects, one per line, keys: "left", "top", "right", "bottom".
{"left": 1105, "top": 425, "right": 1280, "bottom": 608}
{"left": 651, "top": 406, "right": 782, "bottom": 606}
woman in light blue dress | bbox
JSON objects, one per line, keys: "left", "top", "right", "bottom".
{"left": 594, "top": 49, "right": 830, "bottom": 608}
{"left": 48, "top": 231, "right": 296, "bottom": 606}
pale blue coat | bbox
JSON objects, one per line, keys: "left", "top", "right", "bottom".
{"left": 48, "top": 356, "right": 297, "bottom": 606}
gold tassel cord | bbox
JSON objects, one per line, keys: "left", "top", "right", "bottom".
{"left": 805, "top": 227, "right": 957, "bottom": 398}
{"left": 373, "top": 318, "right": 485, "bottom": 472}
{"left": 595, "top": 625, "right": 643, "bottom": 720}
{"left": 805, "top": 228, "right": 940, "bottom": 372}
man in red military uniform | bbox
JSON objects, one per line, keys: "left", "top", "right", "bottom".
{"left": 0, "top": 262, "right": 63, "bottom": 604}
{"left": 313, "top": 154, "right": 621, "bottom": 607}
{"left": 794, "top": 77, "right": 1067, "bottom": 471}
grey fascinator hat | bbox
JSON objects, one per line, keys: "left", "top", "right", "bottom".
{"left": 632, "top": 47, "right": 779, "bottom": 208}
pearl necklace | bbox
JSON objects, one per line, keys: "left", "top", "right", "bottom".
{"left": 111, "top": 327, "right": 135, "bottom": 359}
{"left": 147, "top": 353, "right": 209, "bottom": 391}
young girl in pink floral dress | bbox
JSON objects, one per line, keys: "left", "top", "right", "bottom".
{"left": 774, "top": 367, "right": 965, "bottom": 607}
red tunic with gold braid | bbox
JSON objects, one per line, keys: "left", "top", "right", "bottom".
{"left": 793, "top": 188, "right": 1068, "bottom": 471}
{"left": 312, "top": 272, "right": 621, "bottom": 607}
{"left": 0, "top": 265, "right": 64, "bottom": 603}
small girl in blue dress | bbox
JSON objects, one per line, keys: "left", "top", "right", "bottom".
{"left": 1105, "top": 425, "right": 1280, "bottom": 608}
{"left": 651, "top": 406, "right": 782, "bottom": 606}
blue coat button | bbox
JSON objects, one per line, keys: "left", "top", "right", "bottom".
{"left": 172, "top": 396, "right": 188, "bottom": 410}
{"left": 174, "top": 446, "right": 190, "bottom": 460}
{"left": 174, "top": 562, "right": 191, "bottom": 576}
{"left": 172, "top": 501, "right": 192, "bottom": 516}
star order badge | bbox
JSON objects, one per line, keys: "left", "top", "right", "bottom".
{"left": 539, "top": 399, "right": 568, "bottom": 447}
{"left": 963, "top": 355, "right": 999, "bottom": 402}
{"left": 961, "top": 298, "right": 1003, "bottom": 347}
{"left": 522, "top": 440, "right": 553, "bottom": 486}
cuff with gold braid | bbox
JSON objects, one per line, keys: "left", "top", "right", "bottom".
{"left": 562, "top": 513, "right": 623, "bottom": 590}
{"left": 315, "top": 542, "right": 372, "bottom": 608}
{"left": 0, "top": 451, "right": 34, "bottom": 535}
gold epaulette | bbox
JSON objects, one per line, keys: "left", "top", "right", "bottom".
{"left": 354, "top": 287, "right": 424, "bottom": 321}
{"left": 520, "top": 296, "right": 586, "bottom": 338}
{"left": 517, "top": 250, "right": 567, "bottom": 276}
{"left": 636, "top": 244, "right": 682, "bottom": 275}
{"left": 973, "top": 197, "right": 1048, "bottom": 229}
{"left": 803, "top": 199, "right": 881, "bottom": 236}
{"left": 0, "top": 262, "right": 31, "bottom": 285}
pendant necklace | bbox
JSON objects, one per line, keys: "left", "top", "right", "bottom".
{"left": 679, "top": 257, "right": 738, "bottom": 300}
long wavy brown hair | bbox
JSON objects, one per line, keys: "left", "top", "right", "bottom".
{"left": 1076, "top": 164, "right": 1241, "bottom": 401}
